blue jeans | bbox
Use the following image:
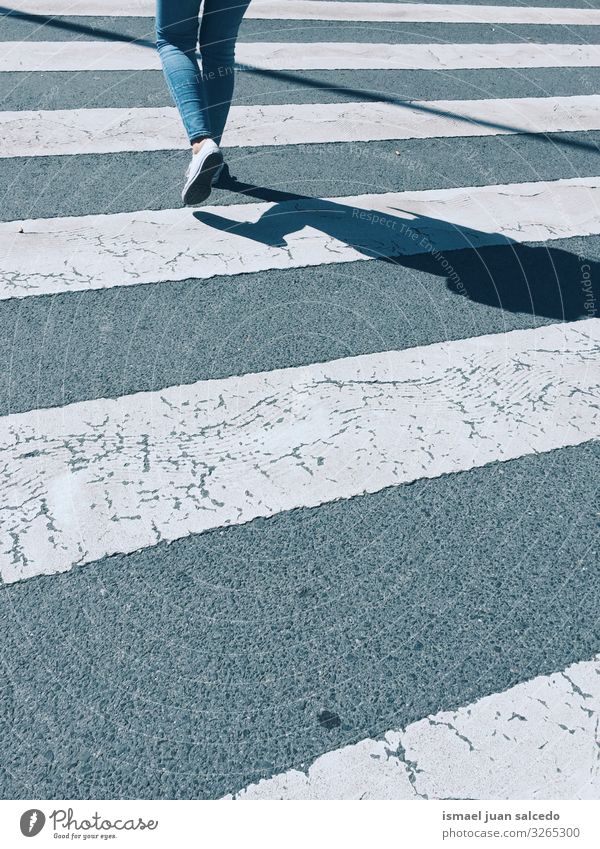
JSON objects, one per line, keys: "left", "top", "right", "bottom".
{"left": 156, "top": 0, "right": 250, "bottom": 146}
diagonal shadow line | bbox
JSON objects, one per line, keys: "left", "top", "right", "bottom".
{"left": 0, "top": 6, "right": 157, "bottom": 46}
{"left": 0, "top": 4, "right": 251, "bottom": 45}
{"left": 241, "top": 65, "right": 600, "bottom": 153}
{"left": 1, "top": 5, "right": 599, "bottom": 154}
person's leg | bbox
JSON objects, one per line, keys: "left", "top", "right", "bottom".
{"left": 199, "top": 0, "right": 251, "bottom": 146}
{"left": 156, "top": 0, "right": 209, "bottom": 145}
{"left": 156, "top": 0, "right": 225, "bottom": 204}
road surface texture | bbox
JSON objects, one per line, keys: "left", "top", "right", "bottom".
{"left": 0, "top": 0, "right": 599, "bottom": 800}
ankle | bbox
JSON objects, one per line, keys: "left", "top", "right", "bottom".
{"left": 191, "top": 137, "right": 211, "bottom": 155}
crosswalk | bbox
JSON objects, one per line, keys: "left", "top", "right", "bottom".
{"left": 7, "top": 95, "right": 600, "bottom": 158}
{"left": 6, "top": 41, "right": 600, "bottom": 72}
{"left": 7, "top": 0, "right": 600, "bottom": 25}
{"left": 3, "top": 176, "right": 600, "bottom": 298}
{"left": 0, "top": 0, "right": 599, "bottom": 802}
{"left": 227, "top": 654, "right": 600, "bottom": 799}
{"left": 3, "top": 320, "right": 598, "bottom": 582}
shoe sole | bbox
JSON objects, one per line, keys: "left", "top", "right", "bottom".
{"left": 211, "top": 162, "right": 225, "bottom": 186}
{"left": 182, "top": 151, "right": 224, "bottom": 206}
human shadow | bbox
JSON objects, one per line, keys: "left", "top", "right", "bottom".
{"left": 194, "top": 175, "right": 598, "bottom": 321}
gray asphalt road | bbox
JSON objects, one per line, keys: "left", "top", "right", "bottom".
{"left": 1, "top": 443, "right": 598, "bottom": 798}
{"left": 0, "top": 0, "right": 599, "bottom": 801}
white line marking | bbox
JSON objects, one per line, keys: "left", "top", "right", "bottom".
{"left": 5, "top": 0, "right": 600, "bottom": 24}
{"left": 2, "top": 176, "right": 600, "bottom": 300}
{"left": 1, "top": 320, "right": 599, "bottom": 584}
{"left": 225, "top": 655, "right": 600, "bottom": 799}
{"left": 4, "top": 41, "right": 600, "bottom": 73}
{"left": 3, "top": 95, "right": 600, "bottom": 158}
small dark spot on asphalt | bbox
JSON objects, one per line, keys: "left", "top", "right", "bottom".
{"left": 413, "top": 640, "right": 423, "bottom": 651}
{"left": 317, "top": 710, "right": 341, "bottom": 730}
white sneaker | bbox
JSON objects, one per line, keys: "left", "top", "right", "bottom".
{"left": 181, "top": 139, "right": 223, "bottom": 206}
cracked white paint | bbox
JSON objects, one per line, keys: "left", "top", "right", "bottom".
{"left": 2, "top": 176, "right": 600, "bottom": 301}
{"left": 226, "top": 655, "right": 600, "bottom": 799}
{"left": 4, "top": 95, "right": 600, "bottom": 158}
{"left": 4, "top": 41, "right": 600, "bottom": 73}
{"left": 1, "top": 320, "right": 599, "bottom": 583}
{"left": 6, "top": 0, "right": 600, "bottom": 25}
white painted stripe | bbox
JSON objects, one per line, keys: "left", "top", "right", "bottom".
{"left": 6, "top": 0, "right": 600, "bottom": 25}
{"left": 4, "top": 41, "right": 600, "bottom": 73}
{"left": 226, "top": 654, "right": 600, "bottom": 799}
{"left": 247, "top": 1, "right": 600, "bottom": 25}
{"left": 2, "top": 176, "right": 600, "bottom": 301}
{"left": 4, "top": 94, "right": 600, "bottom": 158}
{"left": 1, "top": 320, "right": 599, "bottom": 584}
